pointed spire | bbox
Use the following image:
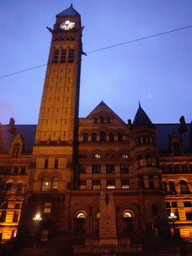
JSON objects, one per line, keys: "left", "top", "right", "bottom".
{"left": 132, "top": 105, "right": 154, "bottom": 128}
{"left": 56, "top": 5, "right": 80, "bottom": 17}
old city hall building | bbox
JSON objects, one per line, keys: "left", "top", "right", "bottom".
{"left": 0, "top": 5, "right": 192, "bottom": 255}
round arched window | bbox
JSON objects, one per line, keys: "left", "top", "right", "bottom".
{"left": 123, "top": 211, "right": 132, "bottom": 218}
{"left": 120, "top": 154, "right": 128, "bottom": 158}
{"left": 76, "top": 212, "right": 86, "bottom": 218}
{"left": 92, "top": 154, "right": 101, "bottom": 159}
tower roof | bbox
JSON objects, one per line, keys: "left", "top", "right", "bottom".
{"left": 132, "top": 105, "right": 154, "bottom": 128}
{"left": 56, "top": 4, "right": 80, "bottom": 17}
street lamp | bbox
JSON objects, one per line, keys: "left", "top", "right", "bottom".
{"left": 168, "top": 212, "right": 177, "bottom": 237}
{"left": 32, "top": 213, "right": 42, "bottom": 247}
{"left": 33, "top": 214, "right": 42, "bottom": 221}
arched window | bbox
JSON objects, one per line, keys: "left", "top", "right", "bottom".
{"left": 146, "top": 154, "right": 152, "bottom": 167}
{"left": 92, "top": 154, "right": 101, "bottom": 159}
{"left": 6, "top": 183, "right": 12, "bottom": 195}
{"left": 123, "top": 211, "right": 133, "bottom": 231}
{"left": 180, "top": 180, "right": 189, "bottom": 194}
{"left": 169, "top": 181, "right": 176, "bottom": 194}
{"left": 152, "top": 204, "right": 158, "bottom": 217}
{"left": 120, "top": 154, "right": 128, "bottom": 158}
{"left": 100, "top": 131, "right": 106, "bottom": 142}
{"left": 16, "top": 184, "right": 23, "bottom": 195}
{"left": 52, "top": 177, "right": 58, "bottom": 191}
{"left": 106, "top": 154, "right": 114, "bottom": 158}
{"left": 76, "top": 212, "right": 86, "bottom": 234}
{"left": 77, "top": 212, "right": 86, "bottom": 218}
{"left": 42, "top": 178, "right": 49, "bottom": 192}
{"left": 12, "top": 143, "right": 20, "bottom": 158}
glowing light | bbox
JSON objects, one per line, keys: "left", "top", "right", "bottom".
{"left": 33, "top": 213, "right": 42, "bottom": 221}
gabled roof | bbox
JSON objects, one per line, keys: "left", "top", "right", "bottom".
{"left": 86, "top": 101, "right": 125, "bottom": 124}
{"left": 56, "top": 4, "right": 80, "bottom": 17}
{"left": 132, "top": 105, "right": 154, "bottom": 128}
{"left": 1, "top": 125, "right": 36, "bottom": 153}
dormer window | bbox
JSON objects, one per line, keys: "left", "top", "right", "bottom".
{"left": 173, "top": 142, "right": 181, "bottom": 156}
{"left": 12, "top": 143, "right": 20, "bottom": 158}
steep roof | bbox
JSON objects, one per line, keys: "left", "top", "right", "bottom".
{"left": 86, "top": 101, "right": 125, "bottom": 124}
{"left": 56, "top": 4, "right": 80, "bottom": 17}
{"left": 132, "top": 105, "right": 154, "bottom": 128}
{"left": 0, "top": 125, "right": 36, "bottom": 153}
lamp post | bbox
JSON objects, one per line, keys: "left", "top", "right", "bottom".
{"left": 33, "top": 213, "right": 42, "bottom": 247}
{"left": 168, "top": 212, "right": 177, "bottom": 237}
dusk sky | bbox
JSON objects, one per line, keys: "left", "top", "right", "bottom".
{"left": 0, "top": 0, "right": 191, "bottom": 125}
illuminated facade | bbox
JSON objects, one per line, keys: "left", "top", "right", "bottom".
{"left": 0, "top": 4, "right": 192, "bottom": 254}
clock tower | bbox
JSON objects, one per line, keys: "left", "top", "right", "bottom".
{"left": 33, "top": 5, "right": 83, "bottom": 192}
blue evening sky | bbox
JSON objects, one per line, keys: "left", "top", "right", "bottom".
{"left": 0, "top": 0, "right": 191, "bottom": 125}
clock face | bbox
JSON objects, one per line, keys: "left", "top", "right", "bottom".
{"left": 60, "top": 20, "right": 75, "bottom": 30}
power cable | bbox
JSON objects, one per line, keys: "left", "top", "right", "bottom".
{"left": 0, "top": 25, "right": 191, "bottom": 79}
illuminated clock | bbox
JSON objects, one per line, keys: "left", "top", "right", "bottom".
{"left": 60, "top": 20, "right": 75, "bottom": 30}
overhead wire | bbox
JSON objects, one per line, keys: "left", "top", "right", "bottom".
{"left": 0, "top": 25, "right": 191, "bottom": 79}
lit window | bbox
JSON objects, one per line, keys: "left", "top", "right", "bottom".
{"left": 5, "top": 183, "right": 12, "bottom": 195}
{"left": 77, "top": 212, "right": 86, "bottom": 218}
{"left": 92, "top": 154, "right": 101, "bottom": 159}
{"left": 41, "top": 229, "right": 49, "bottom": 241}
{"left": 42, "top": 178, "right": 49, "bottom": 191}
{"left": 123, "top": 211, "right": 132, "bottom": 218}
{"left": 120, "top": 154, "right": 128, "bottom": 158}
{"left": 92, "top": 180, "right": 101, "bottom": 190}
{"left": 52, "top": 177, "right": 58, "bottom": 191}
{"left": 79, "top": 180, "right": 86, "bottom": 190}
{"left": 44, "top": 202, "right": 52, "bottom": 213}
{"left": 121, "top": 180, "right": 130, "bottom": 189}
{"left": 12, "top": 230, "right": 17, "bottom": 238}
{"left": 107, "top": 180, "right": 115, "bottom": 189}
